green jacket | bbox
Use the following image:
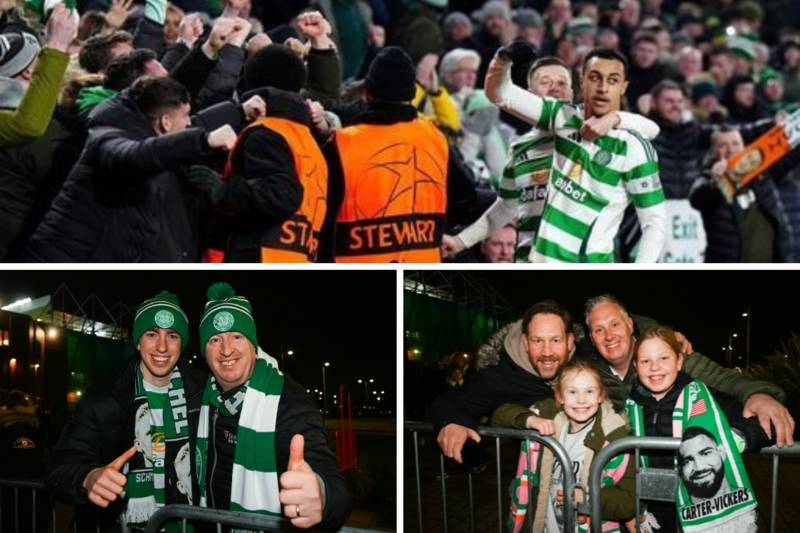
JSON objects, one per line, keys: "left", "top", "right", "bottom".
{"left": 492, "top": 399, "right": 636, "bottom": 531}
{"left": 577, "top": 315, "right": 787, "bottom": 411}
{"left": 0, "top": 48, "right": 70, "bottom": 147}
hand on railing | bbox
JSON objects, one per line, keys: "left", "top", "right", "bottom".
{"left": 437, "top": 423, "right": 481, "bottom": 464}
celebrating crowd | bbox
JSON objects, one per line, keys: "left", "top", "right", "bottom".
{"left": 1, "top": 0, "right": 799, "bottom": 262}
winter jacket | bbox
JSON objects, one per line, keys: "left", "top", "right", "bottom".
{"left": 689, "top": 165, "right": 795, "bottom": 263}
{"left": 430, "top": 320, "right": 555, "bottom": 435}
{"left": 320, "top": 100, "right": 480, "bottom": 261}
{"left": 412, "top": 82, "right": 462, "bottom": 133}
{"left": 22, "top": 91, "right": 242, "bottom": 262}
{"left": 492, "top": 399, "right": 636, "bottom": 532}
{"left": 205, "top": 372, "right": 352, "bottom": 530}
{"left": 45, "top": 357, "right": 206, "bottom": 513}
{"left": 0, "top": 104, "right": 87, "bottom": 260}
{"left": 0, "top": 48, "right": 70, "bottom": 147}
{"left": 649, "top": 118, "right": 710, "bottom": 200}
{"left": 303, "top": 46, "right": 342, "bottom": 111}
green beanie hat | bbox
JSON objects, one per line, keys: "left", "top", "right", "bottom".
{"left": 133, "top": 290, "right": 190, "bottom": 350}
{"left": 198, "top": 282, "right": 258, "bottom": 351}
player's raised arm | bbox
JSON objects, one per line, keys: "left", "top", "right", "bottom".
{"left": 484, "top": 43, "right": 550, "bottom": 129}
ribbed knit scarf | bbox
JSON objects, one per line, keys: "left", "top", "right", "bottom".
{"left": 626, "top": 380, "right": 757, "bottom": 532}
{"left": 125, "top": 366, "right": 191, "bottom": 528}
{"left": 196, "top": 348, "right": 284, "bottom": 526}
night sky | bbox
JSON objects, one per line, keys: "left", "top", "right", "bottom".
{"left": 467, "top": 270, "right": 799, "bottom": 366}
{"left": 0, "top": 270, "right": 396, "bottom": 395}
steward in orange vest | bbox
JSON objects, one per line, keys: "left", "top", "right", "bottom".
{"left": 204, "top": 44, "right": 327, "bottom": 262}
{"left": 321, "top": 46, "right": 479, "bottom": 263}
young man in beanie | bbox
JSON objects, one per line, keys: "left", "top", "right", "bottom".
{"left": 321, "top": 45, "right": 479, "bottom": 262}
{"left": 196, "top": 282, "right": 350, "bottom": 528}
{"left": 46, "top": 291, "right": 205, "bottom": 529}
{"left": 196, "top": 41, "right": 329, "bottom": 263}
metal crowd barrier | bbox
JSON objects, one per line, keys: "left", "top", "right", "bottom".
{"left": 588, "top": 436, "right": 800, "bottom": 533}
{"left": 405, "top": 422, "right": 800, "bottom": 533}
{"left": 144, "top": 504, "right": 382, "bottom": 533}
{"left": 0, "top": 478, "right": 56, "bottom": 533}
{"left": 405, "top": 422, "right": 576, "bottom": 533}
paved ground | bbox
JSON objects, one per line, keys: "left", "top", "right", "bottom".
{"left": 404, "top": 432, "right": 800, "bottom": 532}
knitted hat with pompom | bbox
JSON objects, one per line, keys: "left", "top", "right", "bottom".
{"left": 198, "top": 282, "right": 258, "bottom": 350}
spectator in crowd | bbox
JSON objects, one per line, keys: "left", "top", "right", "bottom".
{"left": 673, "top": 45, "right": 703, "bottom": 89}
{"left": 690, "top": 79, "right": 727, "bottom": 124}
{"left": 22, "top": 76, "right": 242, "bottom": 262}
{"left": 393, "top": 0, "right": 445, "bottom": 66}
{"left": 472, "top": 0, "right": 514, "bottom": 87}
{"left": 514, "top": 8, "right": 544, "bottom": 51}
{"left": 690, "top": 125, "right": 795, "bottom": 263}
{"left": 442, "top": 11, "right": 473, "bottom": 52}
{"left": 480, "top": 223, "right": 516, "bottom": 262}
{"left": 544, "top": 0, "right": 572, "bottom": 48}
{"left": 777, "top": 40, "right": 800, "bottom": 101}
{"left": 627, "top": 32, "right": 667, "bottom": 112}
{"left": 708, "top": 45, "right": 736, "bottom": 89}
{"left": 723, "top": 74, "right": 772, "bottom": 130}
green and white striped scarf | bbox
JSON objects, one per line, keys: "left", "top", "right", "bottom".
{"left": 125, "top": 366, "right": 191, "bottom": 528}
{"left": 626, "top": 380, "right": 757, "bottom": 531}
{"left": 196, "top": 348, "right": 284, "bottom": 523}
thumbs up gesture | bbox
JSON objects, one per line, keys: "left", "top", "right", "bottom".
{"left": 279, "top": 434, "right": 323, "bottom": 528}
{"left": 82, "top": 446, "right": 136, "bottom": 508}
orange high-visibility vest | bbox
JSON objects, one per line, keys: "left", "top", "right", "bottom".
{"left": 333, "top": 119, "right": 448, "bottom": 262}
{"left": 226, "top": 117, "right": 328, "bottom": 263}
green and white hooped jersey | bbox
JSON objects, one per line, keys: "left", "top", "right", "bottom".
{"left": 500, "top": 130, "right": 552, "bottom": 262}
{"left": 531, "top": 98, "right": 666, "bottom": 263}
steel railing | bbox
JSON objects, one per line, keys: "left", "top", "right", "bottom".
{"left": 406, "top": 422, "right": 800, "bottom": 533}
{"left": 0, "top": 478, "right": 55, "bottom": 533}
{"left": 405, "top": 421, "right": 576, "bottom": 533}
{"left": 143, "top": 504, "right": 382, "bottom": 533}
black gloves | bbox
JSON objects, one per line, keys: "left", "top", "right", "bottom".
{"left": 496, "top": 40, "right": 538, "bottom": 65}
{"left": 187, "top": 165, "right": 226, "bottom": 205}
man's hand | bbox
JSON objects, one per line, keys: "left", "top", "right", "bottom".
{"left": 202, "top": 17, "right": 239, "bottom": 58}
{"left": 441, "top": 234, "right": 466, "bottom": 258}
{"left": 370, "top": 25, "right": 385, "bottom": 48}
{"left": 416, "top": 53, "right": 439, "bottom": 93}
{"left": 279, "top": 434, "right": 323, "bottom": 529}
{"left": 306, "top": 99, "right": 331, "bottom": 135}
{"left": 673, "top": 331, "right": 693, "bottom": 355}
{"left": 297, "top": 10, "right": 333, "bottom": 50}
{"left": 284, "top": 37, "right": 310, "bottom": 59}
{"left": 104, "top": 0, "right": 134, "bottom": 29}
{"left": 44, "top": 3, "right": 78, "bottom": 53}
{"left": 496, "top": 40, "right": 536, "bottom": 64}
{"left": 246, "top": 32, "right": 271, "bottom": 56}
{"left": 178, "top": 13, "right": 204, "bottom": 48}
{"left": 743, "top": 393, "right": 795, "bottom": 447}
{"left": 437, "top": 423, "right": 481, "bottom": 463}
{"left": 82, "top": 446, "right": 136, "bottom": 508}
{"left": 227, "top": 17, "right": 252, "bottom": 48}
{"left": 242, "top": 95, "right": 266, "bottom": 122}
{"left": 207, "top": 125, "right": 237, "bottom": 150}
{"left": 581, "top": 113, "right": 620, "bottom": 141}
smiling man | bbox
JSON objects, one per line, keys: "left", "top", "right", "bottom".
{"left": 196, "top": 282, "right": 350, "bottom": 529}
{"left": 431, "top": 300, "right": 574, "bottom": 463}
{"left": 486, "top": 47, "right": 668, "bottom": 262}
{"left": 46, "top": 291, "right": 202, "bottom": 529}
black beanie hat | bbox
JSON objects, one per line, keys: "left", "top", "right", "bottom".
{"left": 365, "top": 46, "right": 416, "bottom": 103}
{"left": 243, "top": 44, "right": 307, "bottom": 93}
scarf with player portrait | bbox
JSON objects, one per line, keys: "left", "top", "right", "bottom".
{"left": 626, "top": 380, "right": 757, "bottom": 532}
{"left": 124, "top": 366, "right": 192, "bottom": 528}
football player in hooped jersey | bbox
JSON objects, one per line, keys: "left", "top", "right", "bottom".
{"left": 443, "top": 43, "right": 662, "bottom": 262}
{"left": 484, "top": 46, "right": 667, "bottom": 263}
